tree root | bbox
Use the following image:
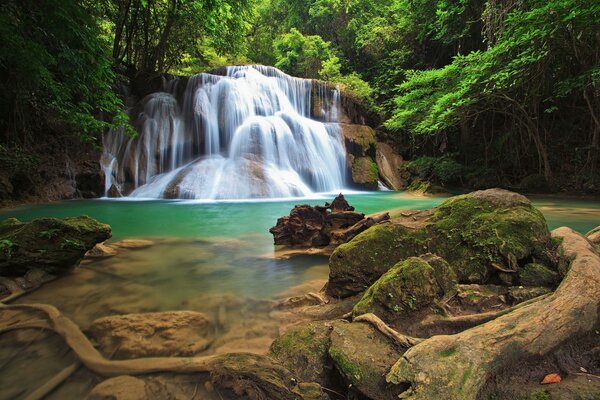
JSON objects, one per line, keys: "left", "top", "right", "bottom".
{"left": 386, "top": 228, "right": 600, "bottom": 400}
{"left": 24, "top": 361, "right": 81, "bottom": 400}
{"left": 353, "top": 313, "right": 423, "bottom": 348}
{"left": 0, "top": 303, "right": 218, "bottom": 377}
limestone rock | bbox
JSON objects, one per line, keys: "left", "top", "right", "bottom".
{"left": 351, "top": 156, "right": 379, "bottom": 189}
{"left": 0, "top": 216, "right": 111, "bottom": 276}
{"left": 86, "top": 311, "right": 215, "bottom": 358}
{"left": 376, "top": 142, "right": 405, "bottom": 190}
{"left": 327, "top": 189, "right": 555, "bottom": 298}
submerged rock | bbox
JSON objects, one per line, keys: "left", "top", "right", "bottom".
{"left": 327, "top": 189, "right": 556, "bottom": 298}
{"left": 86, "top": 311, "right": 216, "bottom": 359}
{"left": 0, "top": 216, "right": 111, "bottom": 276}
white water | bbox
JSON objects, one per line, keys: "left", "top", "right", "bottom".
{"left": 102, "top": 65, "right": 346, "bottom": 200}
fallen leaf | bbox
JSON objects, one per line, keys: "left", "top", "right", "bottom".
{"left": 541, "top": 373, "right": 561, "bottom": 384}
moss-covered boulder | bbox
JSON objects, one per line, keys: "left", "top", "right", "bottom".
{"left": 269, "top": 321, "right": 333, "bottom": 387}
{"left": 518, "top": 263, "right": 559, "bottom": 287}
{"left": 352, "top": 255, "right": 457, "bottom": 321}
{"left": 351, "top": 156, "right": 379, "bottom": 189}
{"left": 0, "top": 216, "right": 111, "bottom": 276}
{"left": 327, "top": 189, "right": 554, "bottom": 298}
{"left": 328, "top": 321, "right": 404, "bottom": 400}
{"left": 327, "top": 222, "right": 429, "bottom": 297}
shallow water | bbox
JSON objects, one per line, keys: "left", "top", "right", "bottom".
{"left": 0, "top": 191, "right": 599, "bottom": 398}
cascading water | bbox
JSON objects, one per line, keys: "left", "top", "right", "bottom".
{"left": 102, "top": 65, "right": 347, "bottom": 200}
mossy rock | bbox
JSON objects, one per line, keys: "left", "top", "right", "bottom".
{"left": 351, "top": 156, "right": 379, "bottom": 189}
{"left": 269, "top": 321, "right": 333, "bottom": 387}
{"left": 0, "top": 215, "right": 111, "bottom": 276}
{"left": 339, "top": 124, "right": 376, "bottom": 157}
{"left": 518, "top": 263, "right": 559, "bottom": 287}
{"left": 327, "top": 223, "right": 429, "bottom": 297}
{"left": 352, "top": 255, "right": 457, "bottom": 320}
{"left": 328, "top": 321, "right": 404, "bottom": 400}
{"left": 326, "top": 189, "right": 554, "bottom": 297}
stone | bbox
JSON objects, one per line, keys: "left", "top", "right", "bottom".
{"left": 507, "top": 286, "right": 551, "bottom": 304}
{"left": 351, "top": 156, "right": 379, "bottom": 189}
{"left": 376, "top": 142, "right": 406, "bottom": 190}
{"left": 327, "top": 189, "right": 555, "bottom": 298}
{"left": 518, "top": 263, "right": 559, "bottom": 287}
{"left": 0, "top": 216, "right": 111, "bottom": 276}
{"left": 269, "top": 321, "right": 334, "bottom": 387}
{"left": 86, "top": 376, "right": 148, "bottom": 400}
{"left": 86, "top": 311, "right": 216, "bottom": 359}
{"left": 86, "top": 242, "right": 118, "bottom": 258}
{"left": 352, "top": 255, "right": 457, "bottom": 322}
{"left": 328, "top": 321, "right": 404, "bottom": 400}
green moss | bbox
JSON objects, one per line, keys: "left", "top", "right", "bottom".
{"left": 329, "top": 348, "right": 364, "bottom": 384}
{"left": 519, "top": 263, "right": 559, "bottom": 287}
{"left": 269, "top": 321, "right": 332, "bottom": 385}
{"left": 529, "top": 389, "right": 552, "bottom": 400}
{"left": 439, "top": 347, "right": 457, "bottom": 357}
{"left": 460, "top": 367, "right": 472, "bottom": 389}
{"left": 352, "top": 255, "right": 456, "bottom": 319}
{"left": 351, "top": 156, "right": 379, "bottom": 185}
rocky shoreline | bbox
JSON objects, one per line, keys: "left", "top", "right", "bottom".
{"left": 0, "top": 189, "right": 599, "bottom": 399}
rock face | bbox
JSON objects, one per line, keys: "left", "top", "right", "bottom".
{"left": 327, "top": 189, "right": 556, "bottom": 298}
{"left": 86, "top": 311, "right": 216, "bottom": 359}
{"left": 270, "top": 194, "right": 367, "bottom": 247}
{"left": 339, "top": 124, "right": 379, "bottom": 189}
{"left": 352, "top": 254, "right": 457, "bottom": 321}
{"left": 0, "top": 216, "right": 111, "bottom": 276}
{"left": 376, "top": 142, "right": 406, "bottom": 190}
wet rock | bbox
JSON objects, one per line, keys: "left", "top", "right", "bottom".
{"left": 109, "top": 239, "right": 154, "bottom": 250}
{"left": 86, "top": 311, "right": 216, "bottom": 359}
{"left": 328, "top": 321, "right": 404, "bottom": 400}
{"left": 86, "top": 242, "right": 118, "bottom": 258}
{"left": 352, "top": 255, "right": 457, "bottom": 322}
{"left": 518, "top": 263, "right": 559, "bottom": 287}
{"left": 87, "top": 375, "right": 148, "bottom": 400}
{"left": 351, "top": 156, "right": 379, "bottom": 189}
{"left": 269, "top": 321, "right": 334, "bottom": 387}
{"left": 0, "top": 216, "right": 111, "bottom": 276}
{"left": 376, "top": 142, "right": 406, "bottom": 190}
{"left": 327, "top": 189, "right": 555, "bottom": 298}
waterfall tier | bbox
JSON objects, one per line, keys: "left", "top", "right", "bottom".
{"left": 102, "top": 65, "right": 347, "bottom": 200}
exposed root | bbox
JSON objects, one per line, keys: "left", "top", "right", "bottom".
{"left": 353, "top": 313, "right": 423, "bottom": 348}
{"left": 0, "top": 303, "right": 218, "bottom": 377}
{"left": 24, "top": 361, "right": 81, "bottom": 400}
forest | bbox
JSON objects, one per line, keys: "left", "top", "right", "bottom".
{"left": 1, "top": 0, "right": 599, "bottom": 197}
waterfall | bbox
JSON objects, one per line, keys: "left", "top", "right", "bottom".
{"left": 102, "top": 65, "right": 347, "bottom": 200}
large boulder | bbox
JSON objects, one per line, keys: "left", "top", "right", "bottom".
{"left": 352, "top": 254, "right": 457, "bottom": 323}
{"left": 86, "top": 311, "right": 216, "bottom": 359}
{"left": 327, "top": 189, "right": 555, "bottom": 298}
{"left": 376, "top": 142, "right": 406, "bottom": 190}
{"left": 0, "top": 216, "right": 111, "bottom": 276}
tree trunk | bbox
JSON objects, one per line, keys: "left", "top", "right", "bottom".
{"left": 386, "top": 227, "right": 600, "bottom": 400}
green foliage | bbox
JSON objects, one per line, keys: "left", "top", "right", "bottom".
{"left": 61, "top": 239, "right": 85, "bottom": 250}
{"left": 0, "top": 239, "right": 16, "bottom": 258}
{"left": 39, "top": 229, "right": 60, "bottom": 240}
{"left": 274, "top": 29, "right": 334, "bottom": 79}
{"left": 0, "top": 0, "right": 130, "bottom": 144}
{"left": 407, "top": 155, "right": 464, "bottom": 185}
